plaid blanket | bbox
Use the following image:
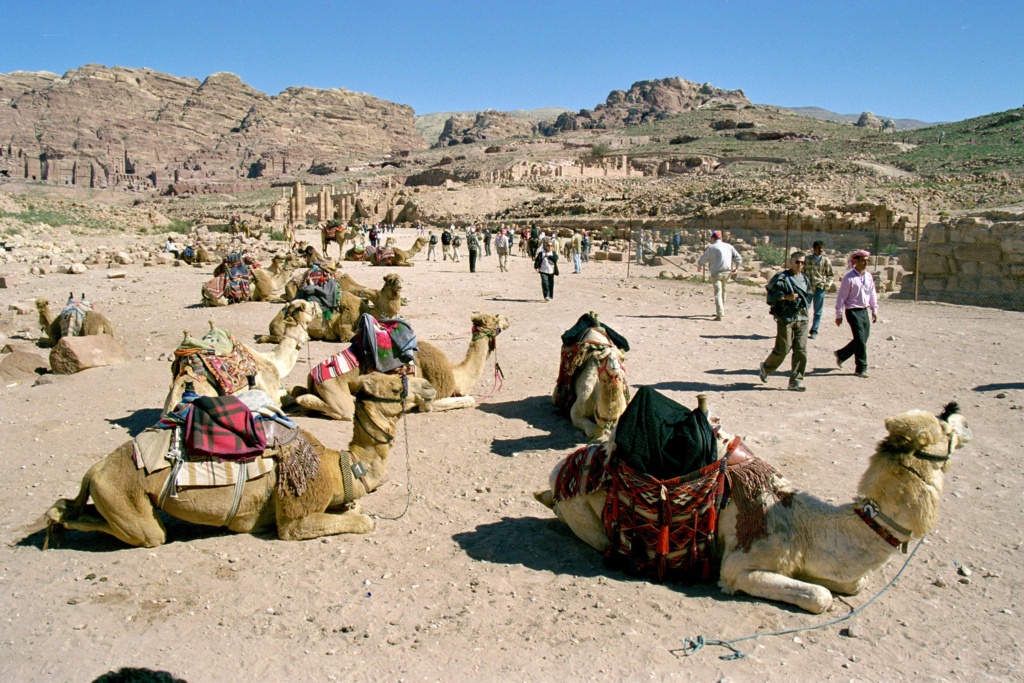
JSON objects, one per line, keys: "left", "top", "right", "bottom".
{"left": 311, "top": 348, "right": 359, "bottom": 385}
{"left": 322, "top": 225, "right": 338, "bottom": 240}
{"left": 553, "top": 443, "right": 612, "bottom": 503}
{"left": 184, "top": 396, "right": 266, "bottom": 461}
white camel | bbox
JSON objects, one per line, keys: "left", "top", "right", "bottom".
{"left": 534, "top": 401, "right": 971, "bottom": 613}
{"left": 553, "top": 326, "right": 628, "bottom": 439}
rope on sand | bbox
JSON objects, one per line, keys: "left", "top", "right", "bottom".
{"left": 671, "top": 536, "right": 926, "bottom": 661}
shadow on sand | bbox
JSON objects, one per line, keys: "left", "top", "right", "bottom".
{"left": 476, "top": 395, "right": 585, "bottom": 456}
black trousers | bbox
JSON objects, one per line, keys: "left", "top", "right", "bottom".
{"left": 837, "top": 307, "right": 870, "bottom": 373}
{"left": 469, "top": 249, "right": 478, "bottom": 272}
{"left": 540, "top": 272, "right": 555, "bottom": 299}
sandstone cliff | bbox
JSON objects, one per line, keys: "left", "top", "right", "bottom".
{"left": 544, "top": 77, "right": 749, "bottom": 133}
{"left": 436, "top": 110, "right": 537, "bottom": 147}
{"left": 0, "top": 64, "right": 427, "bottom": 188}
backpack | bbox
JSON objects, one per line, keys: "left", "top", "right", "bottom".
{"left": 453, "top": 235, "right": 462, "bottom": 247}
{"left": 429, "top": 234, "right": 438, "bottom": 245}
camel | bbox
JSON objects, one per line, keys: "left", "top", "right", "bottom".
{"left": 35, "top": 295, "right": 116, "bottom": 347}
{"left": 345, "top": 237, "right": 427, "bottom": 266}
{"left": 162, "top": 301, "right": 316, "bottom": 414}
{"left": 534, "top": 401, "right": 971, "bottom": 614}
{"left": 289, "top": 313, "right": 510, "bottom": 421}
{"left": 260, "top": 274, "right": 403, "bottom": 345}
{"left": 43, "top": 372, "right": 437, "bottom": 548}
{"left": 321, "top": 223, "right": 361, "bottom": 258}
{"left": 250, "top": 255, "right": 298, "bottom": 302}
{"left": 552, "top": 326, "right": 628, "bottom": 440}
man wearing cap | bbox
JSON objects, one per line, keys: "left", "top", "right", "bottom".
{"left": 759, "top": 251, "right": 812, "bottom": 391}
{"left": 805, "top": 241, "right": 834, "bottom": 339}
{"left": 696, "top": 231, "right": 742, "bottom": 320}
{"left": 834, "top": 250, "right": 878, "bottom": 378}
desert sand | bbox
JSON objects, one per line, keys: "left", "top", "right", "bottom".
{"left": 0, "top": 227, "right": 1020, "bottom": 682}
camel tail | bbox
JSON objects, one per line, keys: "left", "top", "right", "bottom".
{"left": 42, "top": 466, "right": 95, "bottom": 549}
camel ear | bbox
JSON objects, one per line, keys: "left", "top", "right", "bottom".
{"left": 884, "top": 410, "right": 942, "bottom": 449}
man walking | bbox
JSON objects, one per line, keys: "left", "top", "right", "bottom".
{"left": 426, "top": 230, "right": 439, "bottom": 261}
{"left": 495, "top": 228, "right": 510, "bottom": 272}
{"left": 834, "top": 250, "right": 878, "bottom": 378}
{"left": 696, "top": 231, "right": 742, "bottom": 320}
{"left": 758, "top": 252, "right": 812, "bottom": 391}
{"left": 571, "top": 229, "right": 583, "bottom": 273}
{"left": 482, "top": 226, "right": 492, "bottom": 256}
{"left": 441, "top": 227, "right": 453, "bottom": 261}
{"left": 805, "top": 240, "right": 834, "bottom": 339}
{"left": 466, "top": 227, "right": 480, "bottom": 273}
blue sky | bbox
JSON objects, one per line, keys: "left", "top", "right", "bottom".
{"left": 1, "top": 0, "right": 1020, "bottom": 122}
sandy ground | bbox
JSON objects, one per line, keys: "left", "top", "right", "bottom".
{"left": 0, "top": 227, "right": 1021, "bottom": 682}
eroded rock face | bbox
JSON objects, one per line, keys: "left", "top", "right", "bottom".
{"left": 0, "top": 65, "right": 427, "bottom": 187}
{"left": 545, "top": 77, "right": 749, "bottom": 133}
{"left": 437, "top": 111, "right": 536, "bottom": 147}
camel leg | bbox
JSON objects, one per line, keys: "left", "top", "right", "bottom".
{"left": 798, "top": 573, "right": 867, "bottom": 597}
{"left": 570, "top": 401, "right": 602, "bottom": 439}
{"left": 426, "top": 396, "right": 475, "bottom": 412}
{"left": 277, "top": 506, "right": 374, "bottom": 540}
{"left": 721, "top": 569, "right": 833, "bottom": 614}
{"left": 533, "top": 489, "right": 555, "bottom": 508}
{"left": 293, "top": 381, "right": 355, "bottom": 420}
{"left": 552, "top": 491, "right": 609, "bottom": 553}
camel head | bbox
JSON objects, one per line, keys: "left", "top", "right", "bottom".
{"left": 382, "top": 273, "right": 403, "bottom": 294}
{"left": 355, "top": 373, "right": 437, "bottom": 415}
{"left": 938, "top": 401, "right": 972, "bottom": 448}
{"left": 882, "top": 408, "right": 964, "bottom": 459}
{"left": 470, "top": 313, "right": 511, "bottom": 352}
{"left": 280, "top": 300, "right": 315, "bottom": 349}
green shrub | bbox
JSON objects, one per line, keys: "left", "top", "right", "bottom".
{"left": 754, "top": 244, "right": 785, "bottom": 267}
{"left": 166, "top": 218, "right": 193, "bottom": 234}
{"left": 269, "top": 230, "right": 287, "bottom": 241}
{"left": 880, "top": 243, "right": 901, "bottom": 256}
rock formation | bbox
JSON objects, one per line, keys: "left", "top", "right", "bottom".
{"left": 0, "top": 65, "right": 427, "bottom": 190}
{"left": 437, "top": 110, "right": 537, "bottom": 147}
{"left": 544, "top": 77, "right": 749, "bottom": 133}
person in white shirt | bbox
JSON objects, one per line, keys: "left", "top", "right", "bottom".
{"left": 696, "top": 230, "right": 742, "bottom": 320}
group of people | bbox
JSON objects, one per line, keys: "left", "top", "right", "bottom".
{"left": 696, "top": 231, "right": 878, "bottom": 391}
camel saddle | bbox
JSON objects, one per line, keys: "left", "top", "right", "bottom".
{"left": 171, "top": 327, "right": 259, "bottom": 395}
{"left": 59, "top": 296, "right": 93, "bottom": 338}
{"left": 365, "top": 245, "right": 395, "bottom": 266}
{"left": 351, "top": 313, "right": 417, "bottom": 373}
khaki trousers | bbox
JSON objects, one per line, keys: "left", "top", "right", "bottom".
{"left": 763, "top": 319, "right": 809, "bottom": 383}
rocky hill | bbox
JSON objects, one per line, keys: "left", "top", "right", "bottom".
{"left": 436, "top": 110, "right": 538, "bottom": 147}
{"left": 784, "top": 106, "right": 937, "bottom": 131}
{"left": 544, "top": 77, "right": 749, "bottom": 133}
{"left": 0, "top": 64, "right": 426, "bottom": 189}
{"left": 415, "top": 108, "right": 568, "bottom": 145}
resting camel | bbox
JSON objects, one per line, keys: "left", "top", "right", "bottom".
{"left": 162, "top": 301, "right": 316, "bottom": 413}
{"left": 289, "top": 313, "right": 510, "bottom": 420}
{"left": 345, "top": 237, "right": 427, "bottom": 266}
{"left": 250, "top": 254, "right": 299, "bottom": 302}
{"left": 35, "top": 296, "right": 116, "bottom": 347}
{"left": 43, "top": 372, "right": 437, "bottom": 548}
{"left": 260, "top": 274, "right": 403, "bottom": 344}
{"left": 534, "top": 402, "right": 971, "bottom": 614}
{"left": 553, "top": 327, "right": 629, "bottom": 440}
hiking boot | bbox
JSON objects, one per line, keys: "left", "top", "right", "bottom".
{"left": 834, "top": 351, "right": 843, "bottom": 368}
{"left": 758, "top": 362, "right": 768, "bottom": 384}
{"left": 855, "top": 371, "right": 869, "bottom": 378}
{"left": 788, "top": 381, "right": 806, "bottom": 392}
{"left": 808, "top": 331, "right": 817, "bottom": 339}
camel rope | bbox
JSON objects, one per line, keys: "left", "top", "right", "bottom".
{"left": 671, "top": 536, "right": 927, "bottom": 661}
{"left": 372, "top": 410, "right": 413, "bottom": 522}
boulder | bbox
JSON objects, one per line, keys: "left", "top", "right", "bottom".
{"left": 69, "top": 263, "right": 88, "bottom": 274}
{"left": 0, "top": 274, "right": 15, "bottom": 288}
{"left": 49, "top": 335, "right": 131, "bottom": 375}
{"left": 114, "top": 252, "right": 134, "bottom": 265}
{"left": 0, "top": 350, "right": 49, "bottom": 382}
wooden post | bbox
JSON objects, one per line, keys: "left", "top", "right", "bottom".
{"left": 914, "top": 202, "right": 921, "bottom": 303}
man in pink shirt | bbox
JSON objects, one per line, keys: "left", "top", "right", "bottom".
{"left": 833, "top": 249, "right": 878, "bottom": 378}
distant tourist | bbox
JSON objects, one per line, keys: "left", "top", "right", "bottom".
{"left": 696, "top": 230, "right": 741, "bottom": 320}
{"left": 534, "top": 238, "right": 559, "bottom": 301}
{"left": 805, "top": 241, "right": 835, "bottom": 339}
{"left": 427, "top": 230, "right": 439, "bottom": 261}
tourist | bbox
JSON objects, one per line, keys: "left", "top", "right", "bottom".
{"left": 452, "top": 230, "right": 462, "bottom": 262}
{"left": 528, "top": 225, "right": 540, "bottom": 258}
{"left": 672, "top": 232, "right": 681, "bottom": 256}
{"left": 482, "top": 226, "right": 492, "bottom": 256}
{"left": 696, "top": 230, "right": 742, "bottom": 320}
{"left": 164, "top": 235, "right": 180, "bottom": 259}
{"left": 495, "top": 228, "right": 510, "bottom": 272}
{"left": 534, "top": 238, "right": 559, "bottom": 302}
{"left": 805, "top": 240, "right": 835, "bottom": 339}
{"left": 581, "top": 230, "right": 591, "bottom": 262}
{"left": 834, "top": 249, "right": 878, "bottom": 378}
{"left": 759, "top": 252, "right": 811, "bottom": 391}
{"left": 571, "top": 229, "right": 583, "bottom": 273}
{"left": 466, "top": 227, "right": 480, "bottom": 273}
{"left": 441, "top": 227, "right": 453, "bottom": 260}
{"left": 426, "top": 230, "right": 439, "bottom": 261}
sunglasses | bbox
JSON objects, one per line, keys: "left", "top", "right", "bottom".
{"left": 793, "top": 260, "right": 805, "bottom": 264}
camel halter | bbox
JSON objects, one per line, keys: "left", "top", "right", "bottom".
{"left": 472, "top": 323, "right": 505, "bottom": 401}
{"left": 353, "top": 375, "right": 409, "bottom": 445}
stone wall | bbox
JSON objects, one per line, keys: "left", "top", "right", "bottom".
{"left": 902, "top": 215, "right": 1024, "bottom": 310}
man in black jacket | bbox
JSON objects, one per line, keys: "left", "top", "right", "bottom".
{"left": 758, "top": 252, "right": 811, "bottom": 391}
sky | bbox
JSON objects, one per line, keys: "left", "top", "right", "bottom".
{"left": 0, "top": 0, "right": 1020, "bottom": 123}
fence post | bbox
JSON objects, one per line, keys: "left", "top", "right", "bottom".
{"left": 784, "top": 214, "right": 790, "bottom": 257}
{"left": 914, "top": 203, "right": 921, "bottom": 303}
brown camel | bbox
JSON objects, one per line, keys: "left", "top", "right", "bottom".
{"left": 35, "top": 296, "right": 116, "bottom": 347}
{"left": 321, "top": 224, "right": 361, "bottom": 258}
{"left": 162, "top": 301, "right": 315, "bottom": 413}
{"left": 345, "top": 237, "right": 427, "bottom": 266}
{"left": 535, "top": 402, "right": 972, "bottom": 614}
{"left": 250, "top": 255, "right": 298, "bottom": 302}
{"left": 260, "top": 274, "right": 403, "bottom": 344}
{"left": 43, "top": 372, "right": 437, "bottom": 548}
{"left": 289, "top": 313, "right": 510, "bottom": 420}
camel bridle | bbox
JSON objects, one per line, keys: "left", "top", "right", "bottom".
{"left": 472, "top": 321, "right": 505, "bottom": 400}
{"left": 353, "top": 375, "right": 409, "bottom": 445}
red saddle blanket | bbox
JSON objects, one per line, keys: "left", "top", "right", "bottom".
{"left": 184, "top": 396, "right": 266, "bottom": 461}
{"left": 172, "top": 339, "right": 258, "bottom": 395}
